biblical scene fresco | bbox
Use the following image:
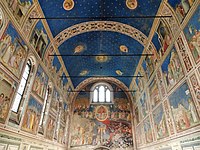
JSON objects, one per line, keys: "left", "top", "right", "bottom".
{"left": 169, "top": 83, "right": 199, "bottom": 132}
{"left": 142, "top": 56, "right": 154, "bottom": 79}
{"left": 139, "top": 92, "right": 148, "bottom": 119}
{"left": 6, "top": 0, "right": 33, "bottom": 24}
{"left": 51, "top": 55, "right": 61, "bottom": 78}
{"left": 161, "top": 47, "right": 184, "bottom": 91}
{"left": 22, "top": 96, "right": 43, "bottom": 134}
{"left": 143, "top": 117, "right": 153, "bottom": 143}
{"left": 136, "top": 124, "right": 144, "bottom": 147}
{"left": 58, "top": 125, "right": 65, "bottom": 144}
{"left": 184, "top": 6, "right": 200, "bottom": 63}
{"left": 50, "top": 89, "right": 60, "bottom": 112}
{"left": 168, "top": 0, "right": 196, "bottom": 22}
{"left": 153, "top": 104, "right": 168, "bottom": 139}
{"left": 0, "top": 72, "right": 15, "bottom": 123}
{"left": 135, "top": 72, "right": 144, "bottom": 93}
{"left": 71, "top": 84, "right": 133, "bottom": 149}
{"left": 32, "top": 65, "right": 48, "bottom": 99}
{"left": 45, "top": 115, "right": 56, "bottom": 140}
{"left": 0, "top": 23, "right": 28, "bottom": 78}
{"left": 155, "top": 20, "right": 172, "bottom": 57}
{"left": 61, "top": 102, "right": 68, "bottom": 123}
{"left": 30, "top": 20, "right": 49, "bottom": 58}
{"left": 149, "top": 77, "right": 161, "bottom": 109}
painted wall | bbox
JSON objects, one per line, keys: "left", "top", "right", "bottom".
{"left": 70, "top": 83, "right": 133, "bottom": 150}
{"left": 0, "top": 0, "right": 73, "bottom": 149}
{"left": 131, "top": 1, "right": 200, "bottom": 150}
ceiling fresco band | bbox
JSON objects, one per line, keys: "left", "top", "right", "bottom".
{"left": 51, "top": 21, "right": 152, "bottom": 47}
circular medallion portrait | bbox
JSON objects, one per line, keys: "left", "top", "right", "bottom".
{"left": 63, "top": 0, "right": 74, "bottom": 11}
{"left": 126, "top": 0, "right": 138, "bottom": 10}
{"left": 95, "top": 105, "right": 109, "bottom": 122}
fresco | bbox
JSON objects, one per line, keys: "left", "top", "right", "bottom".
{"left": 136, "top": 124, "right": 144, "bottom": 147}
{"left": 139, "top": 92, "right": 148, "bottom": 119}
{"left": 0, "top": 23, "right": 28, "bottom": 78}
{"left": 161, "top": 47, "right": 184, "bottom": 91}
{"left": 169, "top": 83, "right": 199, "bottom": 132}
{"left": 143, "top": 117, "right": 153, "bottom": 143}
{"left": 135, "top": 72, "right": 144, "bottom": 93}
{"left": 155, "top": 21, "right": 172, "bottom": 57}
{"left": 50, "top": 89, "right": 60, "bottom": 112}
{"left": 142, "top": 56, "right": 154, "bottom": 79}
{"left": 168, "top": 0, "right": 196, "bottom": 22}
{"left": 6, "top": 0, "right": 33, "bottom": 24}
{"left": 51, "top": 55, "right": 61, "bottom": 78}
{"left": 0, "top": 7, "right": 4, "bottom": 32}
{"left": 58, "top": 125, "right": 65, "bottom": 144}
{"left": 61, "top": 102, "right": 68, "bottom": 123}
{"left": 0, "top": 72, "right": 16, "bottom": 123}
{"left": 30, "top": 20, "right": 49, "bottom": 58}
{"left": 153, "top": 104, "right": 168, "bottom": 139}
{"left": 22, "top": 96, "right": 43, "bottom": 134}
{"left": 149, "top": 77, "right": 161, "bottom": 109}
{"left": 32, "top": 65, "right": 49, "bottom": 99}
{"left": 71, "top": 83, "right": 133, "bottom": 149}
{"left": 45, "top": 115, "right": 56, "bottom": 140}
{"left": 184, "top": 6, "right": 200, "bottom": 63}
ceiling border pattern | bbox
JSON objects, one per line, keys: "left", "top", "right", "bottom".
{"left": 53, "top": 21, "right": 148, "bottom": 47}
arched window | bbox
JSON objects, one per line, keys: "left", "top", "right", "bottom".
{"left": 11, "top": 60, "right": 32, "bottom": 112}
{"left": 90, "top": 82, "right": 113, "bottom": 103}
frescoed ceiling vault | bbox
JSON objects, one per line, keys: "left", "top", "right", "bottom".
{"left": 37, "top": 0, "right": 162, "bottom": 87}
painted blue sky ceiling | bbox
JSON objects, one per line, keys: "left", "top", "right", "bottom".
{"left": 38, "top": 0, "right": 162, "bottom": 37}
{"left": 58, "top": 31, "right": 144, "bottom": 87}
{"left": 37, "top": 0, "right": 163, "bottom": 87}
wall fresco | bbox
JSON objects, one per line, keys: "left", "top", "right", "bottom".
{"left": 142, "top": 55, "right": 154, "bottom": 79}
{"left": 32, "top": 65, "right": 48, "bottom": 99}
{"left": 161, "top": 47, "right": 184, "bottom": 91}
{"left": 22, "top": 96, "right": 43, "bottom": 134}
{"left": 149, "top": 77, "right": 161, "bottom": 109}
{"left": 139, "top": 92, "right": 148, "bottom": 119}
{"left": 143, "top": 117, "right": 153, "bottom": 143}
{"left": 71, "top": 83, "right": 133, "bottom": 149}
{"left": 0, "top": 71, "right": 16, "bottom": 123}
{"left": 168, "top": 0, "right": 196, "bottom": 22}
{"left": 0, "top": 7, "right": 4, "bottom": 33}
{"left": 50, "top": 89, "right": 60, "bottom": 112}
{"left": 45, "top": 115, "right": 56, "bottom": 140}
{"left": 155, "top": 20, "right": 172, "bottom": 57}
{"left": 0, "top": 23, "right": 28, "bottom": 78}
{"left": 169, "top": 82, "right": 199, "bottom": 132}
{"left": 153, "top": 104, "right": 169, "bottom": 139}
{"left": 184, "top": 6, "right": 200, "bottom": 63}
{"left": 6, "top": 0, "right": 33, "bottom": 24}
{"left": 30, "top": 20, "right": 49, "bottom": 58}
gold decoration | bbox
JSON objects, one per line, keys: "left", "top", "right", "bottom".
{"left": 95, "top": 55, "right": 108, "bottom": 63}
{"left": 126, "top": 0, "right": 138, "bottom": 10}
{"left": 120, "top": 45, "right": 128, "bottom": 53}
{"left": 116, "top": 70, "right": 123, "bottom": 76}
{"left": 63, "top": 0, "right": 74, "bottom": 11}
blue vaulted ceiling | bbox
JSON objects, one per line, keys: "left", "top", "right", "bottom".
{"left": 37, "top": 0, "right": 162, "bottom": 87}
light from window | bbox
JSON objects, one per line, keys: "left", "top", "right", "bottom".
{"left": 11, "top": 60, "right": 31, "bottom": 112}
{"left": 39, "top": 87, "right": 49, "bottom": 126}
{"left": 91, "top": 83, "right": 113, "bottom": 103}
{"left": 93, "top": 89, "right": 98, "bottom": 102}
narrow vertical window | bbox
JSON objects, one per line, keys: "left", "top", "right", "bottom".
{"left": 99, "top": 86, "right": 105, "bottom": 102}
{"left": 11, "top": 60, "right": 31, "bottom": 112}
{"left": 93, "top": 89, "right": 98, "bottom": 102}
{"left": 39, "top": 87, "right": 49, "bottom": 126}
{"left": 106, "top": 89, "right": 110, "bottom": 102}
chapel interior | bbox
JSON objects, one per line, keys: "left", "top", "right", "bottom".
{"left": 0, "top": 0, "right": 200, "bottom": 150}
